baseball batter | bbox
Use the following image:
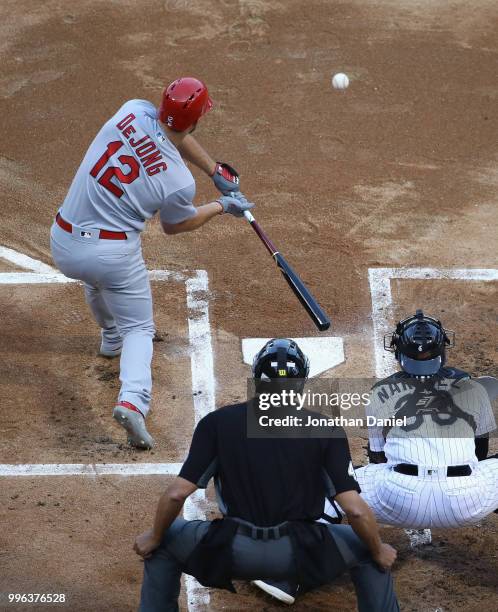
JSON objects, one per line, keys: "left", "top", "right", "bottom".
{"left": 325, "top": 310, "right": 498, "bottom": 529}
{"left": 50, "top": 77, "right": 253, "bottom": 449}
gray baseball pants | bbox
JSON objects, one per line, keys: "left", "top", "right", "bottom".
{"left": 138, "top": 519, "right": 400, "bottom": 612}
{"left": 50, "top": 220, "right": 155, "bottom": 416}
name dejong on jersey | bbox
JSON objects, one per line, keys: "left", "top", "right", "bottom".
{"left": 116, "top": 112, "right": 168, "bottom": 176}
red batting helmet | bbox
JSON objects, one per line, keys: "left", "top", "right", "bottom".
{"left": 159, "top": 77, "right": 213, "bottom": 131}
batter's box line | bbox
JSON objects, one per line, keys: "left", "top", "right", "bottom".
{"left": 0, "top": 245, "right": 215, "bottom": 611}
{"left": 0, "top": 463, "right": 183, "bottom": 477}
{"left": 368, "top": 267, "right": 498, "bottom": 550}
{"left": 0, "top": 246, "right": 215, "bottom": 479}
{"left": 368, "top": 267, "right": 498, "bottom": 379}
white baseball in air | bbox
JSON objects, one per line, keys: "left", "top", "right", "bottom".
{"left": 332, "top": 72, "right": 349, "bottom": 90}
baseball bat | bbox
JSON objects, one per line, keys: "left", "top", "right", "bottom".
{"left": 243, "top": 210, "right": 331, "bottom": 331}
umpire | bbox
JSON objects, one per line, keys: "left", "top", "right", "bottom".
{"left": 134, "top": 339, "right": 400, "bottom": 611}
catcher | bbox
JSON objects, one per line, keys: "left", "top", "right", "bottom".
{"left": 257, "top": 313, "right": 498, "bottom": 606}
{"left": 327, "top": 310, "right": 498, "bottom": 529}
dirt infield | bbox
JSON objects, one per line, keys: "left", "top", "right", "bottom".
{"left": 1, "top": 0, "right": 497, "bottom": 610}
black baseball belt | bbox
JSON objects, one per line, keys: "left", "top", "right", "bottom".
{"left": 228, "top": 517, "right": 290, "bottom": 540}
{"left": 394, "top": 463, "right": 472, "bottom": 477}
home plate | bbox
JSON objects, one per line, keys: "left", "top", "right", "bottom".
{"left": 242, "top": 338, "right": 344, "bottom": 378}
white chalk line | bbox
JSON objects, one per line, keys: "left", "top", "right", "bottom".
{"left": 0, "top": 463, "right": 183, "bottom": 477}
{"left": 0, "top": 272, "right": 76, "bottom": 284}
{"left": 183, "top": 269, "right": 215, "bottom": 610}
{"left": 186, "top": 270, "right": 216, "bottom": 425}
{"left": 0, "top": 271, "right": 190, "bottom": 286}
{"left": 0, "top": 245, "right": 57, "bottom": 274}
{"left": 368, "top": 267, "right": 498, "bottom": 550}
{"left": 368, "top": 268, "right": 498, "bottom": 380}
{"left": 0, "top": 247, "right": 215, "bottom": 611}
{"left": 0, "top": 244, "right": 196, "bottom": 286}
{"left": 183, "top": 490, "right": 212, "bottom": 609}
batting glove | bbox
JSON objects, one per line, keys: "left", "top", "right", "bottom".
{"left": 217, "top": 191, "right": 254, "bottom": 217}
{"left": 212, "top": 162, "right": 240, "bottom": 195}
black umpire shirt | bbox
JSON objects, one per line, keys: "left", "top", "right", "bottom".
{"left": 179, "top": 402, "right": 360, "bottom": 527}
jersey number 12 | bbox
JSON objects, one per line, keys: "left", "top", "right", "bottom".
{"left": 90, "top": 141, "right": 139, "bottom": 198}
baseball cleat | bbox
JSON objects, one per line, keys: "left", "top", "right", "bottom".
{"left": 406, "top": 528, "right": 432, "bottom": 547}
{"left": 99, "top": 345, "right": 122, "bottom": 358}
{"left": 113, "top": 402, "right": 154, "bottom": 450}
{"left": 251, "top": 580, "right": 297, "bottom": 605}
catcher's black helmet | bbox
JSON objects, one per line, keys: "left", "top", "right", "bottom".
{"left": 252, "top": 338, "right": 310, "bottom": 381}
{"left": 384, "top": 310, "right": 454, "bottom": 376}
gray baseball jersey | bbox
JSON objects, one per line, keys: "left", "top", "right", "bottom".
{"left": 51, "top": 99, "right": 200, "bottom": 422}
{"left": 60, "top": 99, "right": 197, "bottom": 232}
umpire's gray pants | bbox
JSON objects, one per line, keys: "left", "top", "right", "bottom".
{"left": 138, "top": 519, "right": 400, "bottom": 612}
{"left": 50, "top": 221, "right": 155, "bottom": 416}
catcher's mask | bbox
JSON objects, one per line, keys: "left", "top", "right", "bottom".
{"left": 384, "top": 309, "right": 455, "bottom": 376}
{"left": 252, "top": 338, "right": 309, "bottom": 392}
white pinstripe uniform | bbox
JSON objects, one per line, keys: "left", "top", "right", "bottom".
{"left": 338, "top": 370, "right": 498, "bottom": 528}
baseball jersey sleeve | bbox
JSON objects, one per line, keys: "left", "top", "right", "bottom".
{"left": 322, "top": 433, "right": 361, "bottom": 495}
{"left": 474, "top": 381, "right": 497, "bottom": 436}
{"left": 179, "top": 412, "right": 218, "bottom": 488}
{"left": 160, "top": 183, "right": 197, "bottom": 225}
{"left": 365, "top": 390, "right": 386, "bottom": 452}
